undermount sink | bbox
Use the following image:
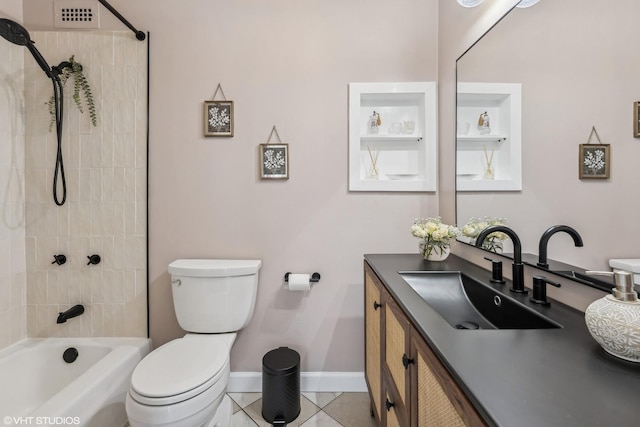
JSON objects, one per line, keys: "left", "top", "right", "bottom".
{"left": 399, "top": 271, "right": 561, "bottom": 330}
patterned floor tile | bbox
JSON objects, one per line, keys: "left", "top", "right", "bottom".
{"left": 301, "top": 392, "right": 342, "bottom": 409}
{"left": 322, "top": 392, "right": 377, "bottom": 427}
{"left": 243, "top": 394, "right": 320, "bottom": 427}
{"left": 299, "top": 411, "right": 344, "bottom": 427}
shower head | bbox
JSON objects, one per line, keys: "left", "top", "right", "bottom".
{"left": 0, "top": 18, "right": 30, "bottom": 45}
{"left": 0, "top": 18, "right": 53, "bottom": 78}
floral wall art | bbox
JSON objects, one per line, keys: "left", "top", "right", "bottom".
{"left": 204, "top": 100, "right": 234, "bottom": 137}
{"left": 259, "top": 143, "right": 289, "bottom": 179}
{"left": 579, "top": 144, "right": 610, "bottom": 179}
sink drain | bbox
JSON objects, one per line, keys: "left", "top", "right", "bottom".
{"left": 456, "top": 321, "right": 480, "bottom": 330}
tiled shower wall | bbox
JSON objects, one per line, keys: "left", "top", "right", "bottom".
{"left": 25, "top": 32, "right": 147, "bottom": 338}
{"left": 0, "top": 42, "right": 27, "bottom": 349}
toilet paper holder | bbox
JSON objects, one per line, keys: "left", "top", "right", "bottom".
{"left": 284, "top": 272, "right": 321, "bottom": 283}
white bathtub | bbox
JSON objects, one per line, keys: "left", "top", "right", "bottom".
{"left": 0, "top": 337, "right": 151, "bottom": 427}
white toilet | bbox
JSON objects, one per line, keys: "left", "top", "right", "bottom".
{"left": 126, "top": 259, "right": 262, "bottom": 427}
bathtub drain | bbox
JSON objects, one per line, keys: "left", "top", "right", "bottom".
{"left": 63, "top": 347, "right": 79, "bottom": 363}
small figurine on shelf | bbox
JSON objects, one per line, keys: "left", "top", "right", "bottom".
{"left": 478, "top": 111, "right": 491, "bottom": 135}
{"left": 367, "top": 110, "right": 381, "bottom": 134}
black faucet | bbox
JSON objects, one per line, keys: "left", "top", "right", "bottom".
{"left": 537, "top": 225, "right": 583, "bottom": 269}
{"left": 476, "top": 225, "right": 527, "bottom": 294}
{"left": 57, "top": 304, "right": 84, "bottom": 324}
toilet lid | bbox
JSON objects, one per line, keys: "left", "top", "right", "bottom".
{"left": 131, "top": 336, "right": 228, "bottom": 400}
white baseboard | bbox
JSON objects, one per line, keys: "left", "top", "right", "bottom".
{"left": 227, "top": 372, "right": 367, "bottom": 393}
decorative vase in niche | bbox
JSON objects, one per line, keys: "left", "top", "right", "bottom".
{"left": 419, "top": 242, "right": 450, "bottom": 261}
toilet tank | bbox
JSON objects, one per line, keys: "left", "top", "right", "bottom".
{"left": 168, "top": 259, "right": 262, "bottom": 333}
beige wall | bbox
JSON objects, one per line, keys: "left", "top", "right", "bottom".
{"left": 23, "top": 31, "right": 147, "bottom": 338}
{"left": 0, "top": 1, "right": 27, "bottom": 350}
{"left": 148, "top": 0, "right": 439, "bottom": 372}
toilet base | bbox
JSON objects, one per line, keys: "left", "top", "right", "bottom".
{"left": 209, "top": 395, "right": 232, "bottom": 427}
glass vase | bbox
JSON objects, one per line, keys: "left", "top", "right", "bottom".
{"left": 419, "top": 242, "right": 451, "bottom": 261}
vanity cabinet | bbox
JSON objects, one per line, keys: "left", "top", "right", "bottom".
{"left": 364, "top": 262, "right": 486, "bottom": 427}
{"left": 383, "top": 291, "right": 411, "bottom": 426}
{"left": 348, "top": 82, "right": 437, "bottom": 192}
{"left": 365, "top": 270, "right": 383, "bottom": 423}
{"left": 456, "top": 82, "right": 521, "bottom": 192}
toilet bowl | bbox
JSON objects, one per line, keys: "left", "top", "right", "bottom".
{"left": 126, "top": 259, "right": 262, "bottom": 427}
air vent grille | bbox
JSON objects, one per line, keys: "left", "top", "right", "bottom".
{"left": 54, "top": 1, "right": 101, "bottom": 29}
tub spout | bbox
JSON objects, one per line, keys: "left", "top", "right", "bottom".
{"left": 57, "top": 304, "right": 84, "bottom": 324}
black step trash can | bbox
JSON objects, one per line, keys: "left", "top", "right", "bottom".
{"left": 262, "top": 347, "right": 300, "bottom": 425}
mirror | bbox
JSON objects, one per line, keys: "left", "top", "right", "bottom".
{"left": 456, "top": 0, "right": 640, "bottom": 290}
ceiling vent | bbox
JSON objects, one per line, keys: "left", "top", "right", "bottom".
{"left": 54, "top": 0, "right": 100, "bottom": 29}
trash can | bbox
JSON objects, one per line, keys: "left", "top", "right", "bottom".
{"left": 262, "top": 347, "right": 300, "bottom": 425}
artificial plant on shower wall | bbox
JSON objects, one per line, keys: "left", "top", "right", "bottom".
{"left": 46, "top": 55, "right": 97, "bottom": 131}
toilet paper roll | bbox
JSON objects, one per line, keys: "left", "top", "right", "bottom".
{"left": 287, "top": 273, "right": 311, "bottom": 291}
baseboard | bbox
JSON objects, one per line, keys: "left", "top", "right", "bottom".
{"left": 227, "top": 371, "right": 367, "bottom": 393}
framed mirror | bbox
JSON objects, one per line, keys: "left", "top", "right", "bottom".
{"left": 455, "top": 0, "right": 640, "bottom": 291}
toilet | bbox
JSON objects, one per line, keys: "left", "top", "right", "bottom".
{"left": 126, "top": 259, "right": 262, "bottom": 427}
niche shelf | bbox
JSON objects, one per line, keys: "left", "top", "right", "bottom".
{"left": 348, "top": 82, "right": 437, "bottom": 192}
{"left": 457, "top": 82, "right": 522, "bottom": 192}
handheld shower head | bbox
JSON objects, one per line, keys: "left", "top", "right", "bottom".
{"left": 0, "top": 18, "right": 30, "bottom": 45}
{"left": 1, "top": 18, "right": 67, "bottom": 205}
{"left": 0, "top": 18, "right": 53, "bottom": 78}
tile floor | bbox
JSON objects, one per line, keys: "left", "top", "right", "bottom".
{"left": 229, "top": 392, "right": 377, "bottom": 427}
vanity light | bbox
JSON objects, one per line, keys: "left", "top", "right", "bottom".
{"left": 456, "top": 0, "right": 485, "bottom": 8}
{"left": 516, "top": 0, "right": 540, "bottom": 8}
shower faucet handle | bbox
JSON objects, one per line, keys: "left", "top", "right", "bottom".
{"left": 87, "top": 254, "right": 101, "bottom": 265}
{"left": 52, "top": 254, "right": 67, "bottom": 266}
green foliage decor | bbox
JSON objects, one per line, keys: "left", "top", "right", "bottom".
{"left": 46, "top": 55, "right": 97, "bottom": 131}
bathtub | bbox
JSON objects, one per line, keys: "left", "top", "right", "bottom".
{"left": 0, "top": 337, "right": 151, "bottom": 427}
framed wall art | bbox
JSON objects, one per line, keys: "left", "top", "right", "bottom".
{"left": 204, "top": 100, "right": 233, "bottom": 137}
{"left": 259, "top": 143, "right": 289, "bottom": 179}
{"left": 579, "top": 126, "right": 610, "bottom": 179}
{"left": 579, "top": 143, "right": 610, "bottom": 179}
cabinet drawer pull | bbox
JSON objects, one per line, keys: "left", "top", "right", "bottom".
{"left": 385, "top": 398, "right": 395, "bottom": 411}
{"left": 373, "top": 301, "right": 382, "bottom": 310}
{"left": 402, "top": 353, "right": 415, "bottom": 369}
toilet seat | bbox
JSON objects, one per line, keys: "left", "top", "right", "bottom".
{"left": 130, "top": 335, "right": 229, "bottom": 406}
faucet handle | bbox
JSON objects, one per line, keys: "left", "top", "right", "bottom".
{"left": 529, "top": 275, "right": 561, "bottom": 306}
{"left": 484, "top": 257, "right": 505, "bottom": 284}
{"left": 52, "top": 254, "right": 66, "bottom": 266}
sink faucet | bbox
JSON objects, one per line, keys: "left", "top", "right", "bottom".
{"left": 475, "top": 225, "right": 527, "bottom": 294}
{"left": 57, "top": 304, "right": 84, "bottom": 324}
{"left": 537, "top": 225, "right": 583, "bottom": 269}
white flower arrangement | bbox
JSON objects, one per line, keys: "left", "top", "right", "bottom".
{"left": 461, "top": 216, "right": 508, "bottom": 252}
{"left": 410, "top": 217, "right": 459, "bottom": 258}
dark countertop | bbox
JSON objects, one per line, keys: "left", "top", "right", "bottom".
{"left": 365, "top": 253, "right": 640, "bottom": 427}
